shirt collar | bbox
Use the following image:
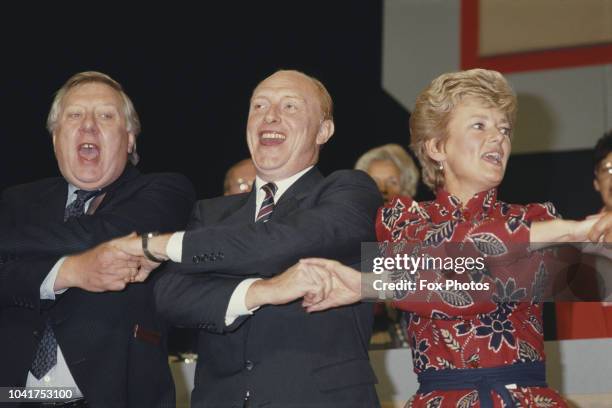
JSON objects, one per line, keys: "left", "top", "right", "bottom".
{"left": 436, "top": 188, "right": 497, "bottom": 219}
{"left": 255, "top": 166, "right": 314, "bottom": 204}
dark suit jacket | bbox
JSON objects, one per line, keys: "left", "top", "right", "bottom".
{"left": 155, "top": 168, "right": 383, "bottom": 408}
{"left": 0, "top": 165, "right": 195, "bottom": 408}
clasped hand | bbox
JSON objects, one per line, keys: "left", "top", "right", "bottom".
{"left": 55, "top": 233, "right": 161, "bottom": 292}
{"left": 264, "top": 259, "right": 364, "bottom": 313}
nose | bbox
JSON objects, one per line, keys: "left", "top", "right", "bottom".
{"left": 264, "top": 104, "right": 280, "bottom": 124}
{"left": 80, "top": 112, "right": 99, "bottom": 134}
{"left": 488, "top": 127, "right": 504, "bottom": 144}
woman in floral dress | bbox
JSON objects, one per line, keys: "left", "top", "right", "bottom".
{"left": 303, "top": 69, "right": 611, "bottom": 407}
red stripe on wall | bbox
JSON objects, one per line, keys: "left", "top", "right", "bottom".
{"left": 460, "top": 0, "right": 612, "bottom": 73}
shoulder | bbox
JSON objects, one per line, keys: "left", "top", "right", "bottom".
{"left": 496, "top": 200, "right": 560, "bottom": 221}
{"left": 376, "top": 196, "right": 435, "bottom": 240}
{"left": 131, "top": 172, "right": 196, "bottom": 199}
{"left": 138, "top": 172, "right": 193, "bottom": 190}
{"left": 2, "top": 177, "right": 61, "bottom": 200}
{"left": 315, "top": 169, "right": 379, "bottom": 198}
{"left": 324, "top": 169, "right": 376, "bottom": 187}
{"left": 193, "top": 192, "right": 248, "bottom": 214}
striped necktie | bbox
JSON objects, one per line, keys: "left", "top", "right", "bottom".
{"left": 255, "top": 182, "right": 277, "bottom": 223}
{"left": 30, "top": 189, "right": 101, "bottom": 379}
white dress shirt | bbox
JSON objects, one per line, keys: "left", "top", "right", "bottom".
{"left": 166, "top": 166, "right": 313, "bottom": 325}
{"left": 27, "top": 184, "right": 93, "bottom": 394}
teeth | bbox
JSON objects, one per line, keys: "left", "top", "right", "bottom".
{"left": 484, "top": 152, "right": 501, "bottom": 162}
{"left": 81, "top": 143, "right": 95, "bottom": 149}
{"left": 261, "top": 132, "right": 285, "bottom": 139}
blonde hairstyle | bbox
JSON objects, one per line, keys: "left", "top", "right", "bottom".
{"left": 410, "top": 68, "right": 517, "bottom": 191}
{"left": 259, "top": 70, "right": 334, "bottom": 122}
{"left": 355, "top": 144, "right": 419, "bottom": 196}
{"left": 47, "top": 71, "right": 142, "bottom": 165}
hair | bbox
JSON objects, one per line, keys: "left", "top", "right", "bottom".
{"left": 355, "top": 143, "right": 420, "bottom": 196}
{"left": 593, "top": 129, "right": 612, "bottom": 170}
{"left": 47, "top": 71, "right": 142, "bottom": 165}
{"left": 258, "top": 70, "right": 334, "bottom": 122}
{"left": 410, "top": 68, "right": 517, "bottom": 191}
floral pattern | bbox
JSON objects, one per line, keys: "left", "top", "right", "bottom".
{"left": 377, "top": 189, "right": 567, "bottom": 407}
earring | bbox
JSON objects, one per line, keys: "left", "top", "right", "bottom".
{"left": 438, "top": 162, "right": 444, "bottom": 171}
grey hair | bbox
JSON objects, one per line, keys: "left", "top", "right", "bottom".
{"left": 355, "top": 143, "right": 420, "bottom": 197}
{"left": 47, "top": 71, "right": 141, "bottom": 165}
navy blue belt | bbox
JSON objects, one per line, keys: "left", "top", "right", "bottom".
{"left": 417, "top": 361, "right": 547, "bottom": 408}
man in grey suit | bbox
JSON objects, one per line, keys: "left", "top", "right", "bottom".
{"left": 120, "top": 70, "right": 382, "bottom": 407}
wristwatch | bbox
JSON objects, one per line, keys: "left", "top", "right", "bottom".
{"left": 142, "top": 232, "right": 166, "bottom": 263}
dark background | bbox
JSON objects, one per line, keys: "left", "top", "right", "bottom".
{"left": 0, "top": 2, "right": 603, "bottom": 340}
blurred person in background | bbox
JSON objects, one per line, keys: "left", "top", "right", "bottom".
{"left": 355, "top": 143, "right": 419, "bottom": 205}
{"left": 556, "top": 130, "right": 612, "bottom": 339}
{"left": 355, "top": 143, "right": 420, "bottom": 348}
{"left": 223, "top": 158, "right": 256, "bottom": 195}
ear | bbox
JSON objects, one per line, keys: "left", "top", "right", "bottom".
{"left": 594, "top": 177, "right": 601, "bottom": 192}
{"left": 127, "top": 132, "right": 136, "bottom": 153}
{"left": 316, "top": 120, "right": 335, "bottom": 145}
{"left": 425, "top": 137, "right": 446, "bottom": 162}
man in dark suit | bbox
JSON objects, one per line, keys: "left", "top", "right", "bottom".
{"left": 0, "top": 71, "right": 195, "bottom": 407}
{"left": 123, "top": 70, "right": 382, "bottom": 407}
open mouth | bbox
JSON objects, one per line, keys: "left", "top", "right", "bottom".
{"left": 78, "top": 143, "right": 100, "bottom": 161}
{"left": 259, "top": 131, "right": 286, "bottom": 146}
{"left": 482, "top": 151, "right": 502, "bottom": 166}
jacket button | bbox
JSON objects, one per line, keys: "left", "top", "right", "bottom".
{"left": 245, "top": 360, "right": 254, "bottom": 371}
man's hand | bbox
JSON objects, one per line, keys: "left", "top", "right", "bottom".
{"left": 299, "top": 258, "right": 363, "bottom": 312}
{"left": 245, "top": 261, "right": 332, "bottom": 310}
{"left": 587, "top": 212, "right": 612, "bottom": 243}
{"left": 54, "top": 233, "right": 160, "bottom": 292}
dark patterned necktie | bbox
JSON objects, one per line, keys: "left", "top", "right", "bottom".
{"left": 30, "top": 189, "right": 101, "bottom": 380}
{"left": 255, "top": 182, "right": 277, "bottom": 223}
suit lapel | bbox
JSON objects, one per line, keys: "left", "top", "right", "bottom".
{"left": 220, "top": 189, "right": 257, "bottom": 225}
{"left": 95, "top": 165, "right": 140, "bottom": 212}
{"left": 273, "top": 167, "right": 323, "bottom": 220}
{"left": 30, "top": 179, "right": 68, "bottom": 223}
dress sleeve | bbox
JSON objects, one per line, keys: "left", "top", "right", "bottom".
{"left": 388, "top": 201, "right": 561, "bottom": 317}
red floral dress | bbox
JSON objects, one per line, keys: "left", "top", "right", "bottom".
{"left": 376, "top": 189, "right": 568, "bottom": 408}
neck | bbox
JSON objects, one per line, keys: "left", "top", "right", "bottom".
{"left": 444, "top": 186, "right": 480, "bottom": 207}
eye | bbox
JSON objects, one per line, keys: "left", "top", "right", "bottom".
{"left": 500, "top": 127, "right": 512, "bottom": 137}
{"left": 472, "top": 122, "right": 484, "bottom": 130}
{"left": 251, "top": 100, "right": 267, "bottom": 110}
{"left": 99, "top": 112, "right": 115, "bottom": 120}
{"left": 66, "top": 112, "right": 81, "bottom": 119}
{"left": 283, "top": 102, "right": 298, "bottom": 112}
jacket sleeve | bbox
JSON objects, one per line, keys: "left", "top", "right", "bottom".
{"left": 177, "top": 170, "right": 382, "bottom": 277}
{"left": 0, "top": 173, "right": 195, "bottom": 309}
{"left": 1, "top": 173, "right": 195, "bottom": 258}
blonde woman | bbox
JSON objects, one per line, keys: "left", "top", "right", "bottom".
{"left": 302, "top": 69, "right": 611, "bottom": 407}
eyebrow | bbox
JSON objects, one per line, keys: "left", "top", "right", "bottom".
{"left": 468, "top": 114, "right": 510, "bottom": 124}
{"left": 251, "top": 92, "right": 305, "bottom": 101}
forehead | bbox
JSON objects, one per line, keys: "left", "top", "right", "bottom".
{"left": 369, "top": 159, "right": 400, "bottom": 173}
{"left": 452, "top": 97, "right": 509, "bottom": 121}
{"left": 252, "top": 72, "right": 319, "bottom": 101}
{"left": 63, "top": 82, "right": 123, "bottom": 107}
